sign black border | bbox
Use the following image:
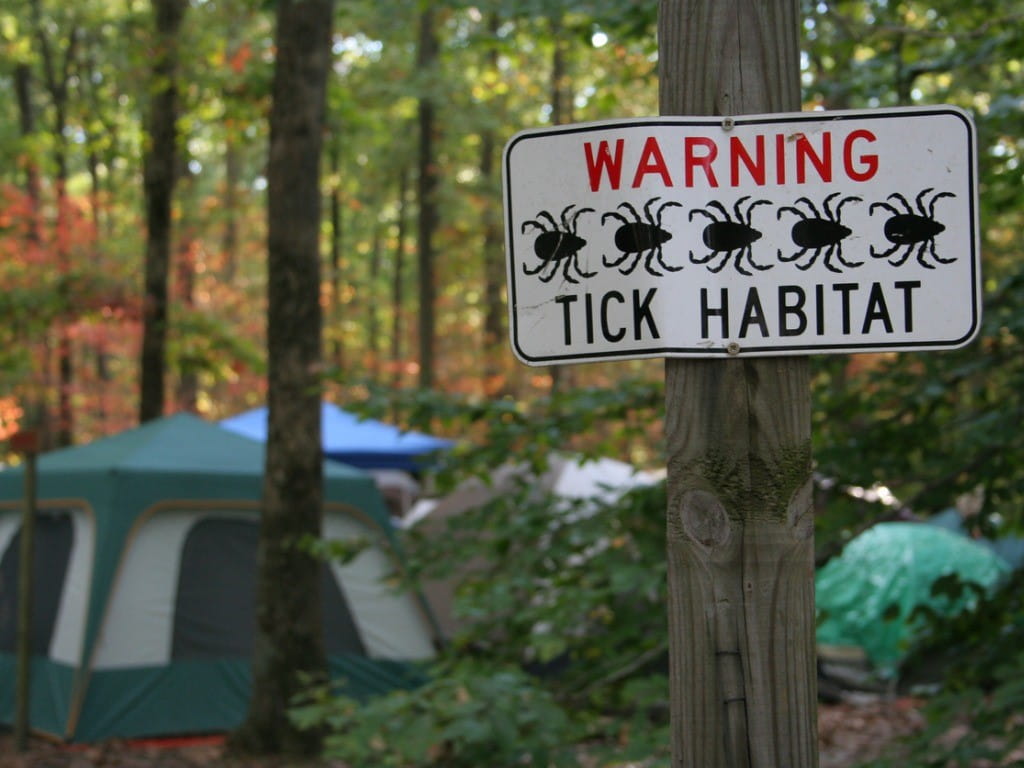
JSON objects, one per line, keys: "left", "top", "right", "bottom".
{"left": 502, "top": 106, "right": 980, "bottom": 364}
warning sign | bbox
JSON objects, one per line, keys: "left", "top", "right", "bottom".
{"left": 502, "top": 106, "right": 980, "bottom": 365}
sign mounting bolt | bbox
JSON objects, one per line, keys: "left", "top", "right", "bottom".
{"left": 726, "top": 342, "right": 741, "bottom": 356}
{"left": 722, "top": 116, "right": 735, "bottom": 132}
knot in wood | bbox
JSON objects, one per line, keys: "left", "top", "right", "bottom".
{"left": 677, "top": 489, "right": 731, "bottom": 548}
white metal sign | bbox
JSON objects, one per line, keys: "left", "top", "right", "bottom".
{"left": 502, "top": 106, "right": 980, "bottom": 365}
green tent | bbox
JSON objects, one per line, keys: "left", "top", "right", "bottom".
{"left": 816, "top": 521, "right": 1010, "bottom": 677}
{"left": 0, "top": 414, "right": 439, "bottom": 742}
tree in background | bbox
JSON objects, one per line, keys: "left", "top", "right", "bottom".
{"left": 416, "top": 4, "right": 440, "bottom": 389}
{"left": 29, "top": 0, "right": 79, "bottom": 445}
{"left": 139, "top": 0, "right": 187, "bottom": 423}
{"left": 228, "top": 0, "right": 334, "bottom": 756}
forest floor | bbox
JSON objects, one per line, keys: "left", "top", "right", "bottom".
{"left": 1, "top": 695, "right": 926, "bottom": 767}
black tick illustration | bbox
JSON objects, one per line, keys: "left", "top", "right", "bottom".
{"left": 689, "top": 196, "right": 773, "bottom": 275}
{"left": 777, "top": 192, "right": 863, "bottom": 273}
{"left": 601, "top": 197, "right": 683, "bottom": 276}
{"left": 521, "top": 204, "right": 596, "bottom": 283}
{"left": 869, "top": 187, "right": 955, "bottom": 268}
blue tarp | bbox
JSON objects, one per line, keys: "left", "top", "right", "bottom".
{"left": 219, "top": 402, "right": 453, "bottom": 472}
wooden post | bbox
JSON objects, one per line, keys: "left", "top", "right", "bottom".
{"left": 659, "top": 2, "right": 818, "bottom": 767}
{"left": 11, "top": 431, "right": 40, "bottom": 752}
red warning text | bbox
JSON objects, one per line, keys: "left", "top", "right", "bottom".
{"left": 583, "top": 129, "right": 879, "bottom": 192}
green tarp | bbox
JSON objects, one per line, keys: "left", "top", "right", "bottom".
{"left": 816, "top": 521, "right": 1011, "bottom": 676}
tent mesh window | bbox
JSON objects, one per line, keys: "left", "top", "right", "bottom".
{"left": 171, "top": 517, "right": 366, "bottom": 660}
{"left": 0, "top": 511, "right": 73, "bottom": 655}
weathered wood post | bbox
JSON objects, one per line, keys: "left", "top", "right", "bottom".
{"left": 659, "top": 2, "right": 818, "bottom": 766}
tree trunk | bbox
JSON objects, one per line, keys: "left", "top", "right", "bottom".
{"left": 139, "top": 0, "right": 187, "bottom": 423}
{"left": 480, "top": 126, "right": 505, "bottom": 396}
{"left": 547, "top": 15, "right": 573, "bottom": 394}
{"left": 31, "top": 0, "right": 79, "bottom": 446}
{"left": 50, "top": 75, "right": 73, "bottom": 447}
{"left": 416, "top": 6, "right": 439, "bottom": 389}
{"left": 55, "top": 151, "right": 72, "bottom": 447}
{"left": 14, "top": 59, "right": 52, "bottom": 448}
{"left": 81, "top": 48, "right": 105, "bottom": 239}
{"left": 391, "top": 167, "right": 409, "bottom": 393}
{"left": 175, "top": 231, "right": 198, "bottom": 413}
{"left": 480, "top": 12, "right": 506, "bottom": 396}
{"left": 229, "top": 0, "right": 333, "bottom": 756}
{"left": 14, "top": 63, "right": 41, "bottom": 245}
{"left": 174, "top": 158, "right": 199, "bottom": 413}
{"left": 549, "top": 18, "right": 569, "bottom": 125}
{"left": 659, "top": 2, "right": 818, "bottom": 767}
{"left": 368, "top": 221, "right": 382, "bottom": 380}
{"left": 222, "top": 135, "right": 240, "bottom": 283}
{"left": 329, "top": 130, "right": 345, "bottom": 371}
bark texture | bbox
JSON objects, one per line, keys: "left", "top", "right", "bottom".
{"left": 230, "top": 0, "right": 333, "bottom": 756}
{"left": 416, "top": 6, "right": 439, "bottom": 389}
{"left": 139, "top": 0, "right": 187, "bottom": 423}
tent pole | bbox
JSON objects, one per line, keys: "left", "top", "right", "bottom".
{"left": 13, "top": 432, "right": 39, "bottom": 752}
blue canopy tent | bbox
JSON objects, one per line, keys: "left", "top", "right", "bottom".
{"left": 219, "top": 402, "right": 453, "bottom": 472}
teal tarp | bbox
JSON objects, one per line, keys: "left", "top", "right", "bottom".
{"left": 816, "top": 522, "right": 1011, "bottom": 676}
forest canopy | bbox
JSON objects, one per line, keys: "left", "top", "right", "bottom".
{"left": 1, "top": 0, "right": 1020, "bottom": 523}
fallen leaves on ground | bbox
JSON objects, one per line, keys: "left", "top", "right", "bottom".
{"left": 1, "top": 697, "right": 927, "bottom": 768}
{"left": 818, "top": 695, "right": 927, "bottom": 768}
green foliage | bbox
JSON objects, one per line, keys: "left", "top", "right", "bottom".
{"left": 169, "top": 306, "right": 266, "bottom": 380}
{"left": 344, "top": 376, "right": 665, "bottom": 487}
{"left": 901, "top": 567, "right": 1024, "bottom": 693}
{"left": 807, "top": 0, "right": 1024, "bottom": 534}
{"left": 866, "top": 572, "right": 1024, "bottom": 767}
{"left": 812, "top": 268, "right": 1024, "bottom": 530}
{"left": 411, "top": 480, "right": 667, "bottom": 694}
{"left": 311, "top": 380, "right": 673, "bottom": 763}
{"left": 290, "top": 660, "right": 579, "bottom": 768}
{"left": 348, "top": 379, "right": 669, "bottom": 692}
{"left": 803, "top": 4, "right": 1024, "bottom": 762}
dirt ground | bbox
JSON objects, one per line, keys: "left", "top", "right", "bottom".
{"left": 818, "top": 695, "right": 925, "bottom": 768}
{"left": 0, "top": 696, "right": 926, "bottom": 767}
